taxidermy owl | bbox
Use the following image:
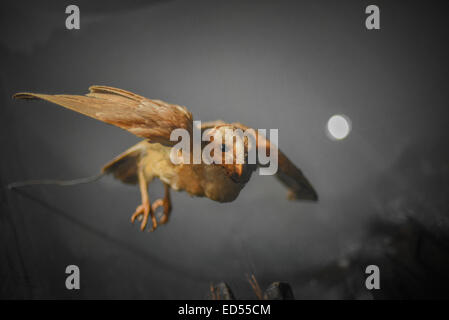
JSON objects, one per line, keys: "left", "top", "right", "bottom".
{"left": 11, "top": 86, "right": 318, "bottom": 232}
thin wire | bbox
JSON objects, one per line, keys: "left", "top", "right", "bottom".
{"left": 7, "top": 172, "right": 105, "bottom": 189}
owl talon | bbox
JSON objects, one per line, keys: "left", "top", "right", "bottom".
{"left": 131, "top": 201, "right": 156, "bottom": 231}
{"left": 148, "top": 214, "right": 158, "bottom": 232}
{"left": 152, "top": 197, "right": 171, "bottom": 225}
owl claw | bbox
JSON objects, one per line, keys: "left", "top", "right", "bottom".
{"left": 131, "top": 201, "right": 157, "bottom": 231}
{"left": 152, "top": 198, "right": 171, "bottom": 225}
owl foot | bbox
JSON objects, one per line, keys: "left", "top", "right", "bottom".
{"left": 131, "top": 200, "right": 158, "bottom": 232}
{"left": 152, "top": 198, "right": 172, "bottom": 225}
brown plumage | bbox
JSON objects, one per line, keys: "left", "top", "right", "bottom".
{"left": 13, "top": 86, "right": 318, "bottom": 232}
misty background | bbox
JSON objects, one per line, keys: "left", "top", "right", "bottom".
{"left": 1, "top": 0, "right": 449, "bottom": 299}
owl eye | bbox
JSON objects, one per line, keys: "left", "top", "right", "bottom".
{"left": 221, "top": 144, "right": 227, "bottom": 152}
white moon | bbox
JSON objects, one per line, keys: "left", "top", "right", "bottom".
{"left": 326, "top": 115, "right": 351, "bottom": 140}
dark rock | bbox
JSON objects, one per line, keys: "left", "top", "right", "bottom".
{"left": 264, "top": 282, "right": 295, "bottom": 300}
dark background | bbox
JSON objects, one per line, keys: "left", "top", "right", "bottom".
{"left": 1, "top": 0, "right": 449, "bottom": 299}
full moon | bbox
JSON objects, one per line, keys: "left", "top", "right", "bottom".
{"left": 326, "top": 114, "right": 351, "bottom": 140}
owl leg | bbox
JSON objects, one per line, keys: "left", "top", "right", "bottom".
{"left": 151, "top": 183, "right": 172, "bottom": 225}
{"left": 130, "top": 168, "right": 158, "bottom": 232}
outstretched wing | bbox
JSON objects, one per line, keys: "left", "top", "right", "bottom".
{"left": 101, "top": 141, "right": 151, "bottom": 185}
{"left": 205, "top": 120, "right": 318, "bottom": 201}
{"left": 13, "top": 86, "right": 193, "bottom": 146}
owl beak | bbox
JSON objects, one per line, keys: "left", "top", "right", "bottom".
{"left": 235, "top": 164, "right": 243, "bottom": 177}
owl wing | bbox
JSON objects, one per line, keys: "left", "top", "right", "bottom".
{"left": 13, "top": 85, "right": 193, "bottom": 146}
{"left": 100, "top": 141, "right": 151, "bottom": 185}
